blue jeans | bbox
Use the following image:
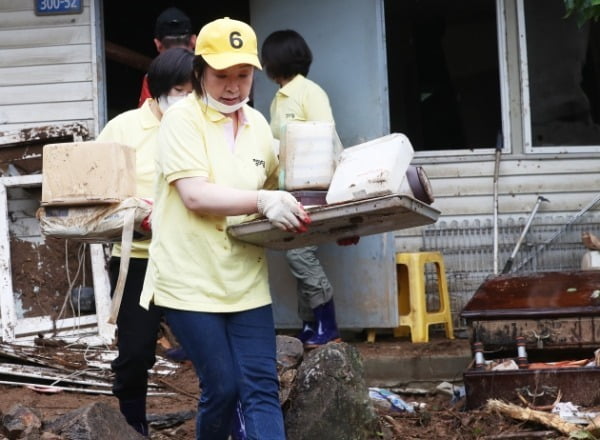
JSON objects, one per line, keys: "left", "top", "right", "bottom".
{"left": 163, "top": 305, "right": 285, "bottom": 440}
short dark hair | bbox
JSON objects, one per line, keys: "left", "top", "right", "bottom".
{"left": 148, "top": 47, "right": 194, "bottom": 98}
{"left": 261, "top": 30, "right": 312, "bottom": 81}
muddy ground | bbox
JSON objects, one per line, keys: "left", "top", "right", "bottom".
{"left": 0, "top": 342, "right": 574, "bottom": 440}
{"left": 1, "top": 230, "right": 576, "bottom": 439}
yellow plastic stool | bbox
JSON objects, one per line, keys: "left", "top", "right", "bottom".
{"left": 393, "top": 251, "right": 454, "bottom": 343}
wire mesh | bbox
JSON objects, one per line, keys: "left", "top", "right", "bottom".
{"left": 421, "top": 212, "right": 600, "bottom": 329}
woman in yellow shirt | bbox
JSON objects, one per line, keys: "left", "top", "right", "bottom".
{"left": 142, "top": 18, "right": 309, "bottom": 440}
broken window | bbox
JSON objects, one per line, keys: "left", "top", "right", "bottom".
{"left": 523, "top": 0, "right": 600, "bottom": 147}
{"left": 384, "top": 0, "right": 501, "bottom": 151}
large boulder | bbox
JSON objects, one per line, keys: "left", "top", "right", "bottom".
{"left": 284, "top": 342, "right": 377, "bottom": 440}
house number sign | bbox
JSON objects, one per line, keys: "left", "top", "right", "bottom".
{"left": 35, "top": 0, "right": 83, "bottom": 15}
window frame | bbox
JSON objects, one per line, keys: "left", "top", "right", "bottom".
{"left": 517, "top": 0, "right": 600, "bottom": 154}
{"left": 0, "top": 174, "right": 114, "bottom": 343}
{"left": 412, "top": 0, "right": 512, "bottom": 159}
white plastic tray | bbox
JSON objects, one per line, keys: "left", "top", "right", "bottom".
{"left": 227, "top": 194, "right": 440, "bottom": 250}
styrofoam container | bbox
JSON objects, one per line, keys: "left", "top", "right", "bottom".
{"left": 280, "top": 121, "right": 339, "bottom": 190}
{"left": 325, "top": 133, "right": 414, "bottom": 204}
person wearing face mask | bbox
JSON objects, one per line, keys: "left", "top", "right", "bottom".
{"left": 140, "top": 18, "right": 310, "bottom": 440}
{"left": 96, "top": 47, "right": 194, "bottom": 437}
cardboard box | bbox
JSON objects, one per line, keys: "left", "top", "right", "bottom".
{"left": 41, "top": 142, "right": 136, "bottom": 206}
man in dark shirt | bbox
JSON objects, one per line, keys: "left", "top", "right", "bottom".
{"left": 138, "top": 7, "right": 196, "bottom": 106}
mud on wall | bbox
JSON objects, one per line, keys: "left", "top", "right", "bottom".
{"left": 2, "top": 124, "right": 96, "bottom": 322}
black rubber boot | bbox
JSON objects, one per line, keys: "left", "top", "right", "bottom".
{"left": 304, "top": 299, "right": 341, "bottom": 348}
{"left": 119, "top": 397, "right": 149, "bottom": 437}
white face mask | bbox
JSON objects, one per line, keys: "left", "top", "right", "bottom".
{"left": 157, "top": 95, "right": 186, "bottom": 113}
{"left": 204, "top": 93, "right": 249, "bottom": 114}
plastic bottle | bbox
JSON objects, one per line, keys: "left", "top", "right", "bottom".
{"left": 473, "top": 341, "right": 485, "bottom": 370}
{"left": 516, "top": 336, "right": 529, "bottom": 369}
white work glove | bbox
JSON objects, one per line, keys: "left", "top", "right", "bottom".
{"left": 257, "top": 190, "right": 309, "bottom": 231}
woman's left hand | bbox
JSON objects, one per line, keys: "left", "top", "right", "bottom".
{"left": 257, "top": 190, "right": 311, "bottom": 232}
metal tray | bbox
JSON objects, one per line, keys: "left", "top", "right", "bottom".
{"left": 227, "top": 194, "right": 440, "bottom": 250}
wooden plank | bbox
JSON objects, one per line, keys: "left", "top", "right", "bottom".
{"left": 0, "top": 63, "right": 92, "bottom": 86}
{"left": 0, "top": 0, "right": 41, "bottom": 11}
{"left": 90, "top": 244, "right": 115, "bottom": 342}
{"left": 0, "top": 7, "right": 90, "bottom": 29}
{"left": 0, "top": 363, "right": 111, "bottom": 388}
{"left": 430, "top": 173, "right": 600, "bottom": 198}
{"left": 422, "top": 157, "right": 600, "bottom": 178}
{"left": 0, "top": 82, "right": 93, "bottom": 106}
{"left": 14, "top": 315, "right": 97, "bottom": 336}
{"left": 0, "top": 45, "right": 91, "bottom": 68}
{"left": 0, "top": 175, "right": 43, "bottom": 187}
{"left": 431, "top": 192, "right": 600, "bottom": 216}
{"left": 0, "top": 120, "right": 95, "bottom": 137}
{"left": 1, "top": 101, "right": 95, "bottom": 125}
{"left": 0, "top": 183, "right": 17, "bottom": 341}
{"left": 0, "top": 122, "right": 89, "bottom": 147}
{"left": 0, "top": 26, "right": 91, "bottom": 49}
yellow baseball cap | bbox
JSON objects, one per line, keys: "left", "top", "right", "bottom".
{"left": 195, "top": 17, "right": 262, "bottom": 70}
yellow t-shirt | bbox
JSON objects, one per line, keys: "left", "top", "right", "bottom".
{"left": 95, "top": 99, "right": 158, "bottom": 258}
{"left": 269, "top": 74, "right": 334, "bottom": 140}
{"left": 140, "top": 92, "right": 278, "bottom": 312}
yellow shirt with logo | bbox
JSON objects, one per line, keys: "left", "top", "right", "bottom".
{"left": 140, "top": 92, "right": 278, "bottom": 312}
{"left": 269, "top": 74, "right": 334, "bottom": 140}
{"left": 95, "top": 99, "right": 158, "bottom": 258}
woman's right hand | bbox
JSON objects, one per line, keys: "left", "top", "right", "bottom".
{"left": 257, "top": 190, "right": 310, "bottom": 232}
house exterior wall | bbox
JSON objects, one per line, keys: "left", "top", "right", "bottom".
{"left": 249, "top": 0, "right": 600, "bottom": 328}
{"left": 0, "top": 0, "right": 101, "bottom": 136}
{"left": 397, "top": 153, "right": 600, "bottom": 325}
{"left": 1, "top": 0, "right": 598, "bottom": 329}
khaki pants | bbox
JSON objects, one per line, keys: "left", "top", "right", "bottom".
{"left": 285, "top": 245, "right": 333, "bottom": 321}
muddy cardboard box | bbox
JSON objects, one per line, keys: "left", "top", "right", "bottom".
{"left": 461, "top": 271, "right": 600, "bottom": 409}
{"left": 41, "top": 142, "right": 135, "bottom": 206}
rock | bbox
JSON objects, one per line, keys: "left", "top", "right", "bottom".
{"left": 276, "top": 335, "right": 303, "bottom": 407}
{"left": 284, "top": 342, "right": 377, "bottom": 440}
{"left": 276, "top": 335, "right": 304, "bottom": 371}
{"left": 2, "top": 404, "right": 42, "bottom": 440}
{"left": 45, "top": 402, "right": 144, "bottom": 440}
{"left": 279, "top": 368, "right": 297, "bottom": 406}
